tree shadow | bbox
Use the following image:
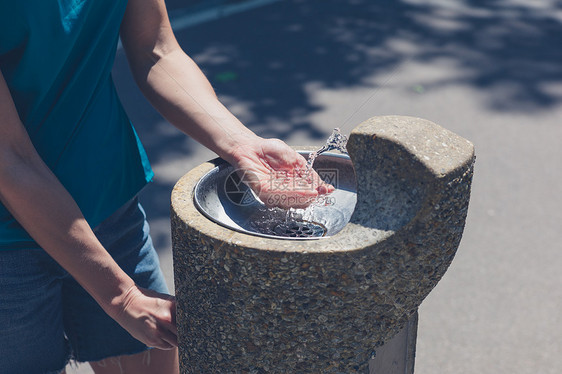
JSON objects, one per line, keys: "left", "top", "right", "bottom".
{"left": 171, "top": 0, "right": 562, "bottom": 126}
{"left": 112, "top": 0, "right": 562, "bottom": 252}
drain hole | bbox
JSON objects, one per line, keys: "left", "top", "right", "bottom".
{"left": 274, "top": 220, "right": 326, "bottom": 238}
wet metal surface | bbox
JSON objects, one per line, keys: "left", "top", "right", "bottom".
{"left": 193, "top": 151, "right": 356, "bottom": 240}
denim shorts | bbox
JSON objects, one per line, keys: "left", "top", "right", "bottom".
{"left": 0, "top": 198, "right": 170, "bottom": 374}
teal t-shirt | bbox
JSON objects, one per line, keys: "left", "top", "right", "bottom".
{"left": 0, "top": 0, "right": 154, "bottom": 249}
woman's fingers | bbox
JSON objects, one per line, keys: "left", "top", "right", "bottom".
{"left": 144, "top": 319, "right": 177, "bottom": 350}
{"left": 149, "top": 324, "right": 177, "bottom": 350}
{"left": 161, "top": 327, "right": 179, "bottom": 348}
{"left": 157, "top": 297, "right": 178, "bottom": 348}
{"left": 148, "top": 291, "right": 178, "bottom": 348}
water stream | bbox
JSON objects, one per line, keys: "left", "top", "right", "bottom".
{"left": 305, "top": 128, "right": 349, "bottom": 175}
{"left": 249, "top": 128, "right": 350, "bottom": 238}
{"left": 283, "top": 128, "right": 349, "bottom": 233}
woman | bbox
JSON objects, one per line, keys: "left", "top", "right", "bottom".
{"left": 0, "top": 1, "right": 330, "bottom": 373}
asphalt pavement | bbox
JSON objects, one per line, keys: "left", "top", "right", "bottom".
{"left": 68, "top": 0, "right": 562, "bottom": 373}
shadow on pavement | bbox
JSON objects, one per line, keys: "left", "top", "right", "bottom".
{"left": 112, "top": 0, "right": 562, "bottom": 252}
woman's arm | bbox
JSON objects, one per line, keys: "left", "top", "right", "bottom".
{"left": 0, "top": 71, "right": 177, "bottom": 349}
{"left": 120, "top": 0, "right": 332, "bottom": 208}
{"left": 120, "top": 0, "right": 257, "bottom": 163}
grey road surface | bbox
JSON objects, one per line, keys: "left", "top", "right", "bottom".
{"left": 68, "top": 0, "right": 561, "bottom": 373}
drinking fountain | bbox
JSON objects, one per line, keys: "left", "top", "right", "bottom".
{"left": 171, "top": 115, "right": 475, "bottom": 373}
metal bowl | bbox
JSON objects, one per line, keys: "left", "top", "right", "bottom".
{"left": 193, "top": 152, "right": 357, "bottom": 240}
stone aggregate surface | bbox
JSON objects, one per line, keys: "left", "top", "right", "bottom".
{"left": 68, "top": 0, "right": 562, "bottom": 373}
{"left": 171, "top": 116, "right": 474, "bottom": 372}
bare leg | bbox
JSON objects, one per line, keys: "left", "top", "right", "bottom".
{"left": 89, "top": 348, "right": 179, "bottom": 374}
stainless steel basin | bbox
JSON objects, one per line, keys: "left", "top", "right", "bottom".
{"left": 193, "top": 151, "right": 357, "bottom": 240}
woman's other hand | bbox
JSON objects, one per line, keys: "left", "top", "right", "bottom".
{"left": 106, "top": 284, "right": 178, "bottom": 350}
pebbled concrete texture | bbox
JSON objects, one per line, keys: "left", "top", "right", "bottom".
{"left": 171, "top": 116, "right": 474, "bottom": 373}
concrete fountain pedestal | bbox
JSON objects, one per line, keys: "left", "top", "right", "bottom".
{"left": 171, "top": 116, "right": 475, "bottom": 373}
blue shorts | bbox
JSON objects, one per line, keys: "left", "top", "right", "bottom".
{"left": 0, "top": 198, "right": 169, "bottom": 374}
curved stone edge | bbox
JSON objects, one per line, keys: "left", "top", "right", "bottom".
{"left": 347, "top": 115, "right": 476, "bottom": 344}
{"left": 349, "top": 115, "right": 475, "bottom": 177}
{"left": 348, "top": 115, "right": 475, "bottom": 227}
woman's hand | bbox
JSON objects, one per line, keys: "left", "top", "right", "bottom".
{"left": 227, "top": 137, "right": 334, "bottom": 209}
{"left": 107, "top": 284, "right": 178, "bottom": 350}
